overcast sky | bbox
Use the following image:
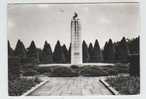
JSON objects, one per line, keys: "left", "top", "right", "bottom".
{"left": 8, "top": 3, "right": 140, "bottom": 50}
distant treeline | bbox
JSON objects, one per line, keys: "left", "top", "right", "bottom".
{"left": 8, "top": 36, "right": 139, "bottom": 64}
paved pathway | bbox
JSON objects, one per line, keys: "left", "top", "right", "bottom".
{"left": 29, "top": 77, "right": 112, "bottom": 96}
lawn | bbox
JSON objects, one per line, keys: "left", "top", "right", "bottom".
{"left": 106, "top": 76, "right": 140, "bottom": 95}
{"left": 9, "top": 77, "right": 41, "bottom": 96}
{"left": 8, "top": 64, "right": 131, "bottom": 96}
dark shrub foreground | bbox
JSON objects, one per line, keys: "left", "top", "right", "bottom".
{"left": 99, "top": 64, "right": 129, "bottom": 75}
{"left": 37, "top": 66, "right": 79, "bottom": 77}
{"left": 49, "top": 66, "right": 79, "bottom": 77}
{"left": 37, "top": 66, "right": 52, "bottom": 74}
{"left": 9, "top": 78, "right": 41, "bottom": 96}
{"left": 129, "top": 54, "right": 140, "bottom": 76}
{"left": 80, "top": 64, "right": 129, "bottom": 77}
{"left": 37, "top": 64, "right": 129, "bottom": 77}
{"left": 80, "top": 66, "right": 108, "bottom": 76}
{"left": 22, "top": 69, "right": 39, "bottom": 76}
{"left": 21, "top": 64, "right": 39, "bottom": 76}
{"left": 70, "top": 65, "right": 79, "bottom": 69}
{"left": 8, "top": 57, "right": 21, "bottom": 80}
{"left": 106, "top": 76, "right": 140, "bottom": 95}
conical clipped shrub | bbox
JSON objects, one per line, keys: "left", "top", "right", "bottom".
{"left": 127, "top": 36, "right": 139, "bottom": 54}
{"left": 14, "top": 40, "right": 26, "bottom": 58}
{"left": 92, "top": 39, "right": 103, "bottom": 62}
{"left": 103, "top": 42, "right": 108, "bottom": 61}
{"left": 8, "top": 40, "right": 14, "bottom": 57}
{"left": 103, "top": 39, "right": 115, "bottom": 62}
{"left": 62, "top": 44, "right": 70, "bottom": 63}
{"left": 68, "top": 43, "right": 71, "bottom": 63}
{"left": 53, "top": 40, "right": 65, "bottom": 63}
{"left": 88, "top": 43, "right": 93, "bottom": 62}
{"left": 115, "top": 37, "right": 129, "bottom": 62}
{"left": 82, "top": 40, "right": 89, "bottom": 63}
{"left": 40, "top": 41, "right": 53, "bottom": 64}
{"left": 27, "top": 40, "right": 40, "bottom": 63}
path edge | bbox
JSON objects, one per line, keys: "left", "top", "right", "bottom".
{"left": 99, "top": 79, "right": 120, "bottom": 95}
{"left": 21, "top": 79, "right": 49, "bottom": 96}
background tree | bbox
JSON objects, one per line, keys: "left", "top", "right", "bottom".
{"left": 103, "top": 42, "right": 108, "bottom": 62}
{"left": 9, "top": 40, "right": 21, "bottom": 80}
{"left": 53, "top": 40, "right": 65, "bottom": 63}
{"left": 115, "top": 37, "right": 129, "bottom": 62}
{"left": 8, "top": 57, "right": 21, "bottom": 80}
{"left": 40, "top": 41, "right": 53, "bottom": 64}
{"left": 82, "top": 40, "right": 89, "bottom": 63}
{"left": 114, "top": 42, "right": 120, "bottom": 61}
{"left": 92, "top": 39, "right": 103, "bottom": 62}
{"left": 27, "top": 41, "right": 40, "bottom": 63}
{"left": 103, "top": 39, "right": 115, "bottom": 62}
{"left": 8, "top": 40, "right": 14, "bottom": 57}
{"left": 62, "top": 44, "right": 69, "bottom": 63}
{"left": 127, "top": 36, "right": 139, "bottom": 54}
{"left": 88, "top": 43, "right": 93, "bottom": 62}
{"left": 14, "top": 40, "right": 26, "bottom": 58}
{"left": 68, "top": 43, "right": 71, "bottom": 63}
{"left": 127, "top": 36, "right": 140, "bottom": 76}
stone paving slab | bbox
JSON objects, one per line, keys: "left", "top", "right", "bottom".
{"left": 29, "top": 77, "right": 112, "bottom": 96}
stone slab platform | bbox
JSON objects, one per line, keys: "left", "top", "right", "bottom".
{"left": 29, "top": 77, "right": 112, "bottom": 96}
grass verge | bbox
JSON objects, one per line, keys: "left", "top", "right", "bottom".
{"left": 106, "top": 76, "right": 140, "bottom": 95}
{"left": 9, "top": 77, "right": 41, "bottom": 96}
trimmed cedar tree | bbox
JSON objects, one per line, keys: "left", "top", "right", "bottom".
{"left": 14, "top": 40, "right": 26, "bottom": 58}
{"left": 127, "top": 37, "right": 140, "bottom": 76}
{"left": 115, "top": 37, "right": 129, "bottom": 62}
{"left": 53, "top": 40, "right": 65, "bottom": 63}
{"left": 92, "top": 39, "right": 103, "bottom": 62}
{"left": 88, "top": 43, "right": 94, "bottom": 62}
{"left": 127, "top": 36, "right": 139, "bottom": 54}
{"left": 68, "top": 43, "right": 71, "bottom": 63}
{"left": 8, "top": 40, "right": 14, "bottom": 57}
{"left": 103, "top": 39, "right": 115, "bottom": 63}
{"left": 40, "top": 41, "right": 53, "bottom": 64}
{"left": 27, "top": 41, "right": 40, "bottom": 63}
{"left": 62, "top": 44, "right": 70, "bottom": 63}
{"left": 8, "top": 40, "right": 21, "bottom": 80}
{"left": 103, "top": 42, "right": 108, "bottom": 62}
{"left": 82, "top": 40, "right": 89, "bottom": 63}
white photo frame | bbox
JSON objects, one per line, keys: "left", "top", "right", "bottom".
{"left": 1, "top": 0, "right": 145, "bottom": 99}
